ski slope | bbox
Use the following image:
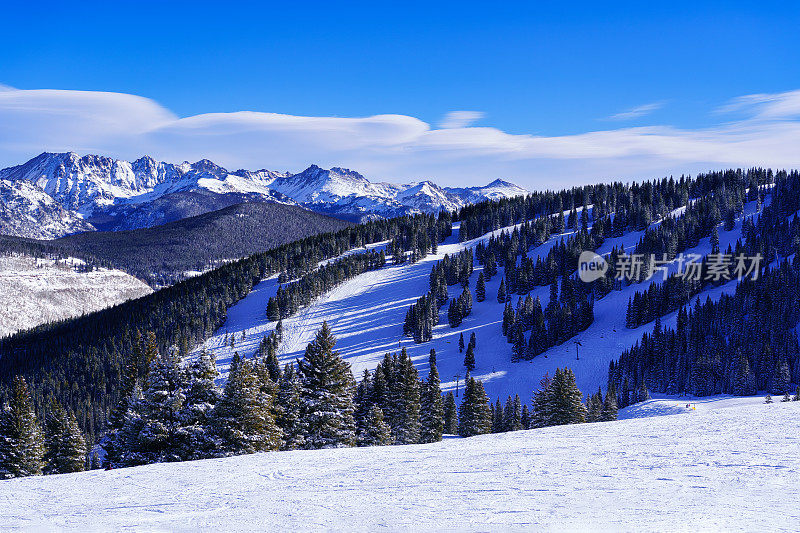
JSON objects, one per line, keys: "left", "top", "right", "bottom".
{"left": 3, "top": 401, "right": 798, "bottom": 531}
{"left": 195, "top": 198, "right": 765, "bottom": 402}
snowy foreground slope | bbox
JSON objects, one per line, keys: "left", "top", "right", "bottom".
{"left": 3, "top": 402, "right": 798, "bottom": 531}
{"left": 0, "top": 255, "right": 152, "bottom": 337}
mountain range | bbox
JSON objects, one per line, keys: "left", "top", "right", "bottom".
{"left": 0, "top": 152, "right": 529, "bottom": 238}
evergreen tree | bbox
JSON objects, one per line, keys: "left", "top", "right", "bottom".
{"left": 457, "top": 378, "right": 492, "bottom": 437}
{"left": 391, "top": 350, "right": 422, "bottom": 444}
{"left": 497, "top": 278, "right": 508, "bottom": 304}
{"left": 459, "top": 333, "right": 465, "bottom": 353}
{"left": 181, "top": 350, "right": 221, "bottom": 459}
{"left": 476, "top": 272, "right": 486, "bottom": 302}
{"left": 43, "top": 400, "right": 86, "bottom": 475}
{"left": 275, "top": 364, "right": 305, "bottom": 450}
{"left": 419, "top": 350, "right": 444, "bottom": 443}
{"left": 531, "top": 373, "right": 554, "bottom": 428}
{"left": 298, "top": 322, "right": 357, "bottom": 448}
{"left": 600, "top": 384, "right": 618, "bottom": 421}
{"left": 0, "top": 376, "right": 45, "bottom": 478}
{"left": 443, "top": 392, "right": 458, "bottom": 435}
{"left": 492, "top": 399, "right": 504, "bottom": 433}
{"left": 543, "top": 368, "right": 586, "bottom": 425}
{"left": 464, "top": 343, "right": 476, "bottom": 373}
{"left": 520, "top": 404, "right": 531, "bottom": 429}
{"left": 213, "top": 358, "right": 282, "bottom": 455}
{"left": 119, "top": 350, "right": 189, "bottom": 465}
{"left": 357, "top": 406, "right": 394, "bottom": 446}
{"left": 503, "top": 394, "right": 523, "bottom": 431}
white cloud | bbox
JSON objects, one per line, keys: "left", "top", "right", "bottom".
{"left": 1, "top": 85, "right": 800, "bottom": 188}
{"left": 716, "top": 89, "right": 800, "bottom": 119}
{"left": 438, "top": 111, "right": 485, "bottom": 129}
{"left": 607, "top": 102, "right": 664, "bottom": 121}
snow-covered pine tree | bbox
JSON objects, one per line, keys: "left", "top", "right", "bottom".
{"left": 43, "top": 400, "right": 86, "bottom": 475}
{"left": 457, "top": 377, "right": 492, "bottom": 437}
{"left": 180, "top": 349, "right": 221, "bottom": 459}
{"left": 0, "top": 376, "right": 45, "bottom": 478}
{"left": 531, "top": 373, "right": 554, "bottom": 428}
{"left": 213, "top": 358, "right": 282, "bottom": 456}
{"left": 276, "top": 364, "right": 305, "bottom": 450}
{"left": 600, "top": 382, "right": 619, "bottom": 421}
{"left": 419, "top": 349, "right": 444, "bottom": 443}
{"left": 357, "top": 406, "right": 394, "bottom": 446}
{"left": 443, "top": 392, "right": 458, "bottom": 434}
{"left": 459, "top": 332, "right": 465, "bottom": 353}
{"left": 549, "top": 368, "right": 586, "bottom": 425}
{"left": 119, "top": 349, "right": 188, "bottom": 465}
{"left": 585, "top": 388, "right": 603, "bottom": 422}
{"left": 390, "top": 349, "right": 422, "bottom": 444}
{"left": 103, "top": 332, "right": 145, "bottom": 466}
{"left": 298, "top": 322, "right": 357, "bottom": 449}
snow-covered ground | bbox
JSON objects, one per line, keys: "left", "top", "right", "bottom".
{"left": 0, "top": 254, "right": 152, "bottom": 337}
{"left": 3, "top": 401, "right": 798, "bottom": 531}
{"left": 195, "top": 197, "right": 764, "bottom": 404}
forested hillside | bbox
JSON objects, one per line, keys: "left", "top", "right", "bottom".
{"left": 2, "top": 167, "right": 799, "bottom": 449}
{"left": 0, "top": 202, "right": 352, "bottom": 285}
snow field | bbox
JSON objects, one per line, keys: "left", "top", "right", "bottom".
{"left": 3, "top": 401, "right": 798, "bottom": 531}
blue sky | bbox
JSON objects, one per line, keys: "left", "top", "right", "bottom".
{"left": 2, "top": 1, "right": 800, "bottom": 187}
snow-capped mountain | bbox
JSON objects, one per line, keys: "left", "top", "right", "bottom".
{"left": 0, "top": 152, "right": 530, "bottom": 238}
{"left": 0, "top": 179, "right": 95, "bottom": 239}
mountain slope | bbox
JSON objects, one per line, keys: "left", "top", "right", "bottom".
{"left": 50, "top": 202, "right": 353, "bottom": 285}
{"left": 0, "top": 152, "right": 529, "bottom": 237}
{"left": 0, "top": 254, "right": 151, "bottom": 337}
{"left": 4, "top": 401, "right": 798, "bottom": 530}
{"left": 0, "top": 179, "right": 95, "bottom": 239}
{"left": 195, "top": 193, "right": 761, "bottom": 401}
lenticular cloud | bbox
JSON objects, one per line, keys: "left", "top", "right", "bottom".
{"left": 2, "top": 85, "right": 800, "bottom": 186}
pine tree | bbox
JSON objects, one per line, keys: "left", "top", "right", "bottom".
{"left": 43, "top": 400, "right": 86, "bottom": 475}
{"left": 275, "top": 364, "right": 305, "bottom": 450}
{"left": 457, "top": 378, "right": 492, "bottom": 437}
{"left": 443, "top": 392, "right": 458, "bottom": 434}
{"left": 459, "top": 333, "right": 465, "bottom": 353}
{"left": 476, "top": 272, "right": 486, "bottom": 302}
{"left": 181, "top": 350, "right": 222, "bottom": 460}
{"left": 520, "top": 404, "right": 531, "bottom": 429}
{"left": 266, "top": 297, "right": 280, "bottom": 321}
{"left": 497, "top": 278, "right": 508, "bottom": 304}
{"left": 504, "top": 394, "right": 523, "bottom": 431}
{"left": 0, "top": 376, "right": 45, "bottom": 478}
{"left": 492, "top": 399, "right": 504, "bottom": 433}
{"left": 464, "top": 343, "right": 476, "bottom": 373}
{"left": 782, "top": 392, "right": 792, "bottom": 402}
{"left": 213, "top": 358, "right": 282, "bottom": 455}
{"left": 119, "top": 350, "right": 189, "bottom": 465}
{"left": 546, "top": 368, "right": 586, "bottom": 425}
{"left": 391, "top": 350, "right": 422, "bottom": 444}
{"left": 357, "top": 406, "right": 394, "bottom": 446}
{"left": 531, "top": 373, "right": 554, "bottom": 428}
{"left": 600, "top": 384, "right": 618, "bottom": 421}
{"left": 298, "top": 322, "right": 357, "bottom": 449}
{"left": 419, "top": 350, "right": 444, "bottom": 443}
